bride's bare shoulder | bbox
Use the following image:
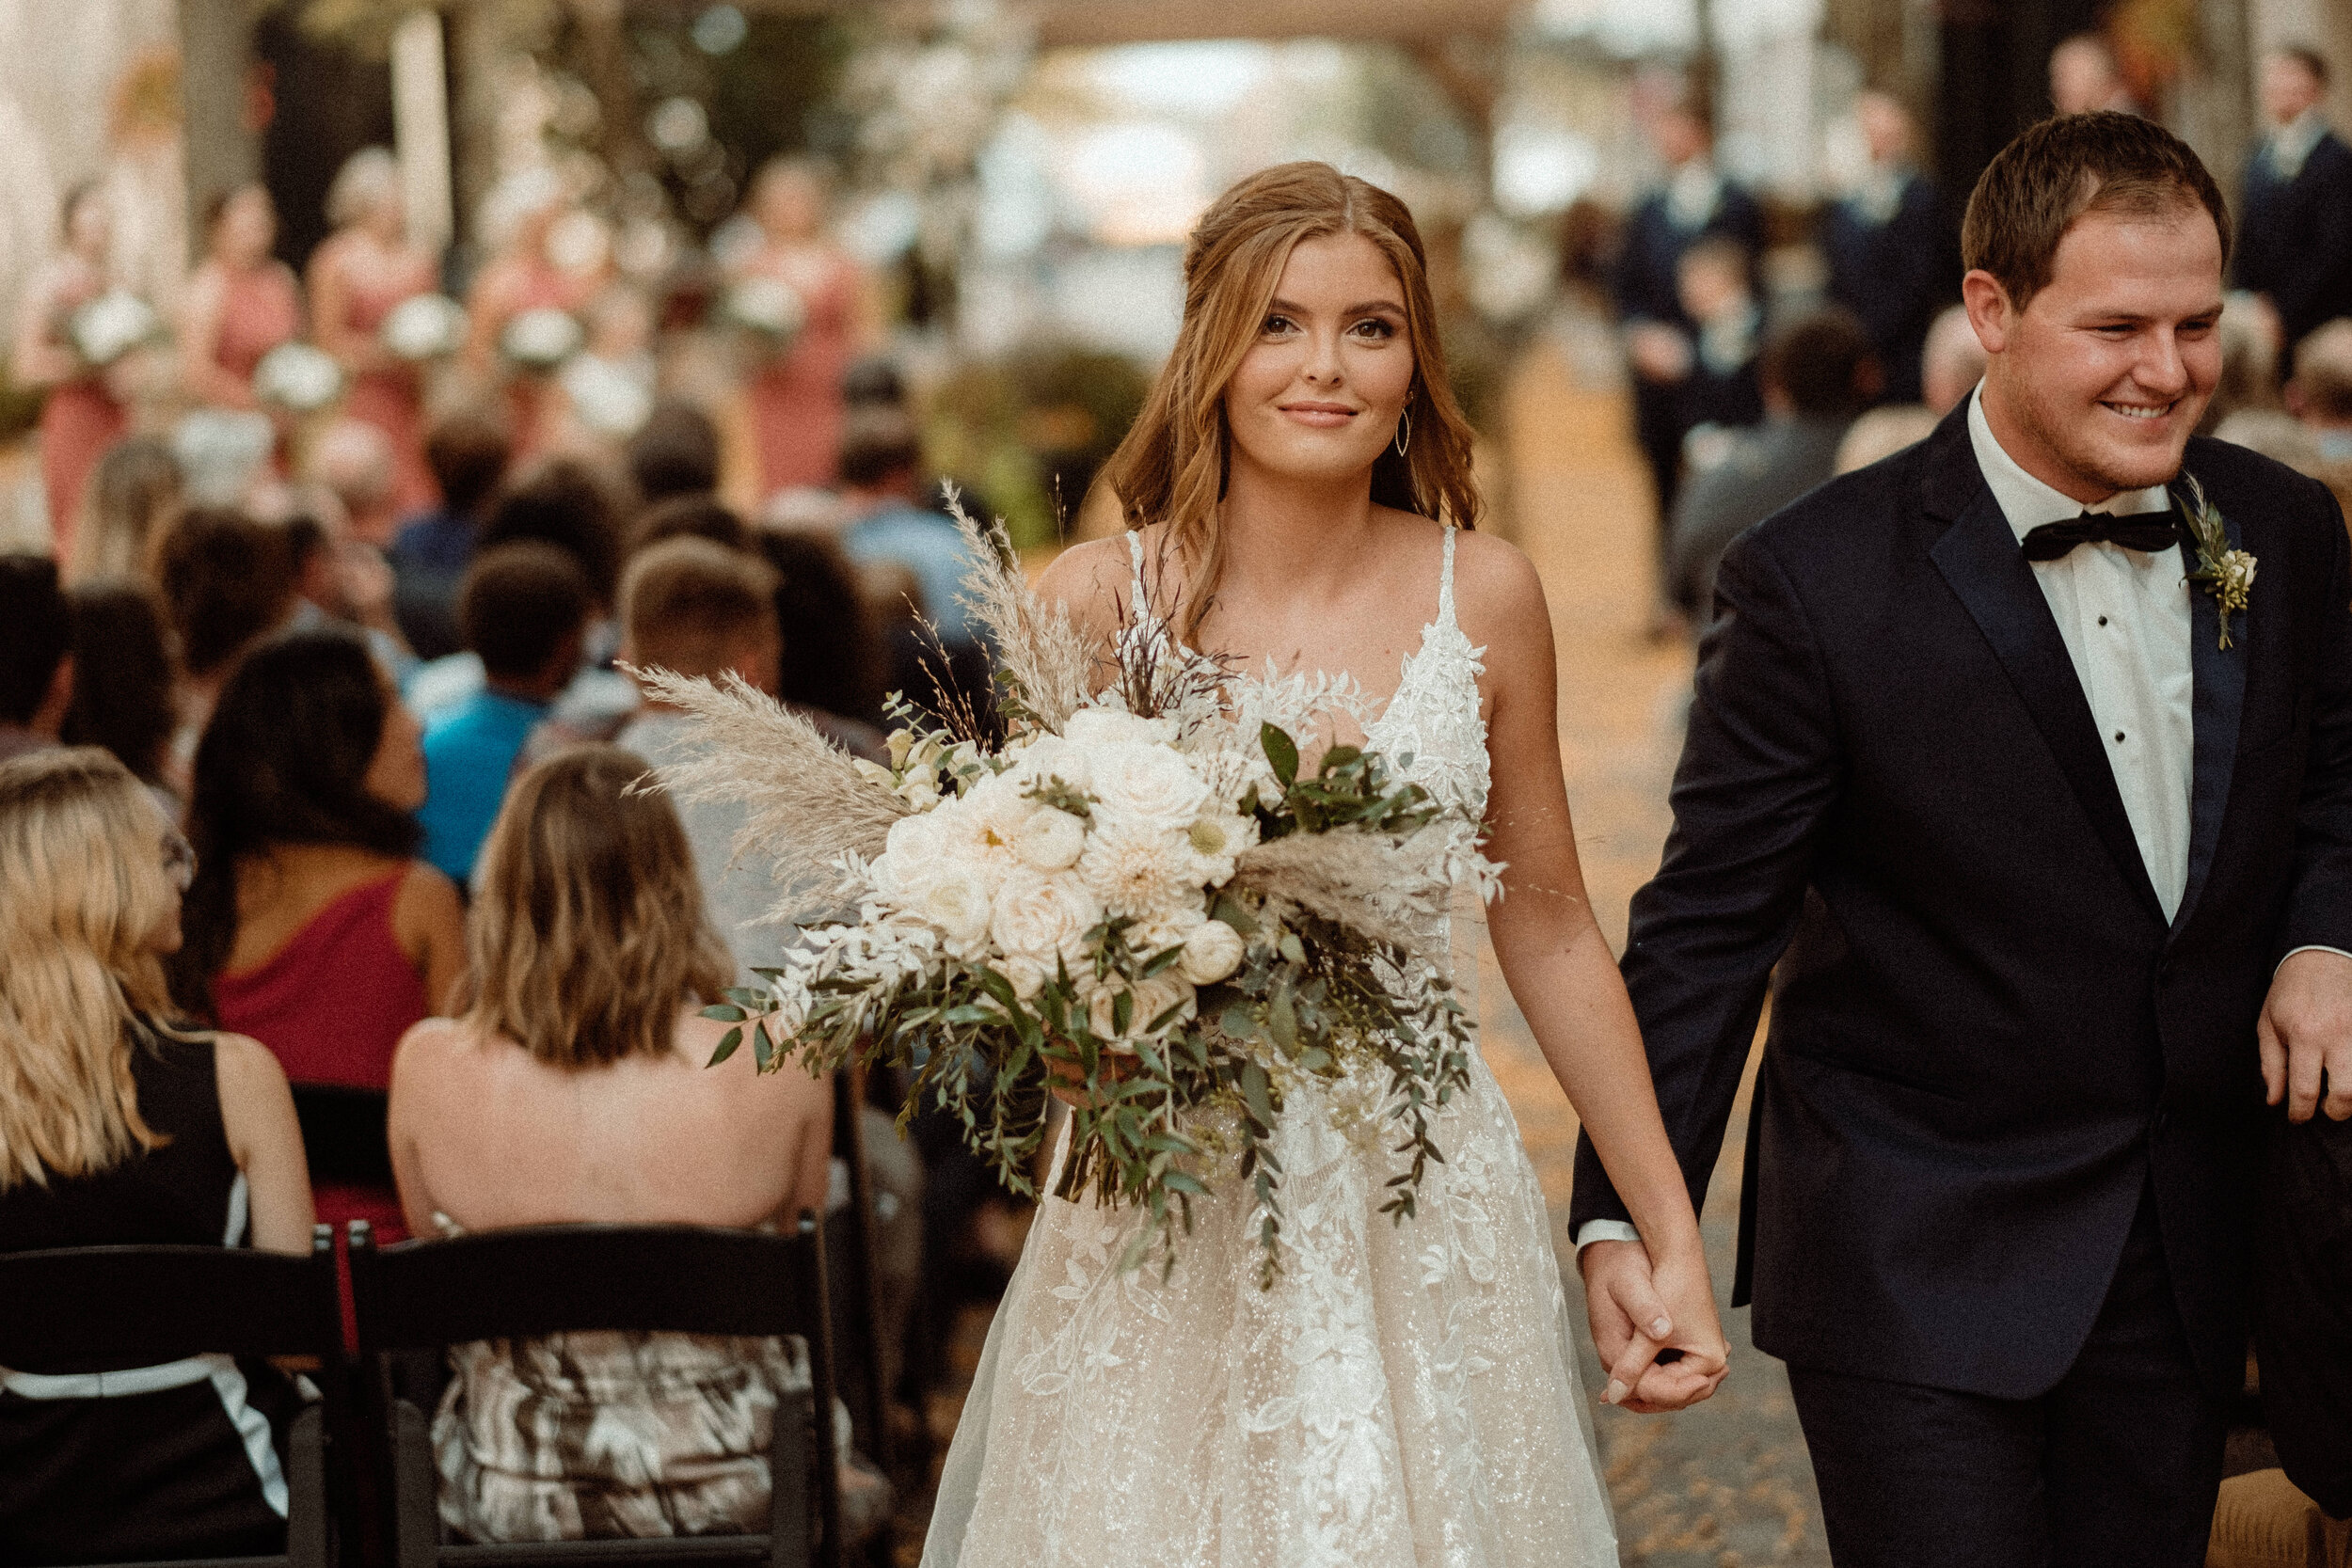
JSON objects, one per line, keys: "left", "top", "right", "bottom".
{"left": 1032, "top": 530, "right": 1147, "bottom": 645}
{"left": 1444, "top": 527, "right": 1550, "bottom": 646}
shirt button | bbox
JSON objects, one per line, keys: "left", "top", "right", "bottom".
{"left": 2114, "top": 731, "right": 2127, "bottom": 743}
{"left": 2098, "top": 615, "right": 2109, "bottom": 626}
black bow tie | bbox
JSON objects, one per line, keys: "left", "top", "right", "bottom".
{"left": 2019, "top": 510, "right": 2184, "bottom": 563}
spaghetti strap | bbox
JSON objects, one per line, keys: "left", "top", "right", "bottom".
{"left": 1437, "top": 525, "right": 1460, "bottom": 629}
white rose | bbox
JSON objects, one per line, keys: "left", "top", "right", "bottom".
{"left": 1093, "top": 744, "right": 1210, "bottom": 832}
{"left": 1015, "top": 807, "right": 1086, "bottom": 871}
{"left": 991, "top": 870, "right": 1100, "bottom": 963}
{"left": 916, "top": 866, "right": 993, "bottom": 949}
{"left": 1083, "top": 973, "right": 1195, "bottom": 1041}
{"left": 1011, "top": 734, "right": 1093, "bottom": 794}
{"left": 1128, "top": 902, "right": 1206, "bottom": 958}
{"left": 998, "top": 956, "right": 1047, "bottom": 1000}
{"left": 1178, "top": 918, "right": 1247, "bottom": 985}
{"left": 1130, "top": 972, "right": 1198, "bottom": 1034}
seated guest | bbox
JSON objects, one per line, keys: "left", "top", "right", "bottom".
{"left": 387, "top": 746, "right": 886, "bottom": 1544}
{"left": 755, "top": 531, "right": 887, "bottom": 754}
{"left": 173, "top": 627, "right": 462, "bottom": 1239}
{"left": 417, "top": 544, "right": 590, "bottom": 886}
{"left": 625, "top": 399, "right": 723, "bottom": 507}
{"left": 832, "top": 405, "right": 982, "bottom": 649}
{"left": 389, "top": 410, "right": 511, "bottom": 661}
{"left": 65, "top": 436, "right": 183, "bottom": 588}
{"left": 0, "top": 748, "right": 314, "bottom": 1562}
{"left": 1667, "top": 309, "right": 1879, "bottom": 626}
{"left": 63, "top": 582, "right": 181, "bottom": 814}
{"left": 152, "top": 507, "right": 300, "bottom": 790}
{"left": 2287, "top": 317, "right": 2352, "bottom": 465}
{"left": 614, "top": 537, "right": 786, "bottom": 972}
{"left": 0, "top": 556, "right": 72, "bottom": 767}
{"left": 1834, "top": 302, "right": 1988, "bottom": 474}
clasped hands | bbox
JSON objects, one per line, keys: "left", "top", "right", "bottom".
{"left": 1578, "top": 1234, "right": 1729, "bottom": 1414}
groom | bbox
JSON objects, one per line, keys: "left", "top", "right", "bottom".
{"left": 1572, "top": 111, "right": 2352, "bottom": 1565}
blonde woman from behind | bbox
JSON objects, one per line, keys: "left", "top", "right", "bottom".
{"left": 0, "top": 747, "right": 314, "bottom": 1562}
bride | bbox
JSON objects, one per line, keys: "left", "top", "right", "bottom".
{"left": 922, "top": 162, "right": 1725, "bottom": 1568}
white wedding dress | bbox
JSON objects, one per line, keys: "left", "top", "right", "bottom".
{"left": 921, "top": 529, "right": 1620, "bottom": 1568}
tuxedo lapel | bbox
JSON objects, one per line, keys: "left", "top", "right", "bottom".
{"left": 2169, "top": 492, "right": 2248, "bottom": 941}
{"left": 1924, "top": 422, "right": 2169, "bottom": 921}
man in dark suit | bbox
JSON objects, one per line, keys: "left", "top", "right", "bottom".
{"left": 1821, "top": 91, "right": 1953, "bottom": 404}
{"left": 1613, "top": 90, "right": 1765, "bottom": 536}
{"left": 1572, "top": 112, "right": 2352, "bottom": 1565}
{"left": 2234, "top": 47, "right": 2352, "bottom": 376}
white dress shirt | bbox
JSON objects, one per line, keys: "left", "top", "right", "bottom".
{"left": 2267, "top": 108, "right": 2329, "bottom": 182}
{"left": 1579, "top": 387, "right": 2205, "bottom": 1256}
{"left": 1664, "top": 161, "right": 1724, "bottom": 231}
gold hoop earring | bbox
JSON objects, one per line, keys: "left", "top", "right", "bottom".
{"left": 1394, "top": 408, "right": 1412, "bottom": 457}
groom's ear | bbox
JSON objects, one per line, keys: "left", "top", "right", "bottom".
{"left": 1960, "top": 270, "right": 2014, "bottom": 357}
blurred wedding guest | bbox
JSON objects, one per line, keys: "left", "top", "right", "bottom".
{"left": 2235, "top": 47, "right": 2352, "bottom": 377}
{"left": 1673, "top": 237, "right": 1766, "bottom": 467}
{"left": 627, "top": 399, "right": 723, "bottom": 505}
{"left": 174, "top": 627, "right": 462, "bottom": 1239}
{"left": 834, "top": 406, "right": 982, "bottom": 651}
{"left": 152, "top": 508, "right": 300, "bottom": 773}
{"left": 554, "top": 285, "right": 657, "bottom": 447}
{"left": 628, "top": 492, "right": 752, "bottom": 559}
{"left": 1821, "top": 91, "right": 1952, "bottom": 404}
{"left": 308, "top": 149, "right": 439, "bottom": 515}
{"left": 386, "top": 746, "right": 888, "bottom": 1545}
{"left": 66, "top": 436, "right": 182, "bottom": 587}
{"left": 62, "top": 582, "right": 180, "bottom": 809}
{"left": 281, "top": 496, "right": 414, "bottom": 685}
{"left": 0, "top": 748, "right": 314, "bottom": 1564}
{"left": 734, "top": 158, "right": 870, "bottom": 499}
{"left": 417, "top": 544, "right": 590, "bottom": 887}
{"left": 389, "top": 409, "right": 510, "bottom": 661}
{"left": 614, "top": 538, "right": 783, "bottom": 972}
{"left": 2288, "top": 319, "right": 2352, "bottom": 464}
{"left": 755, "top": 530, "right": 887, "bottom": 751}
{"left": 2049, "top": 33, "right": 2137, "bottom": 116}
{"left": 0, "top": 557, "right": 72, "bottom": 767}
{"left": 1667, "top": 309, "right": 1880, "bottom": 625}
{"left": 464, "top": 171, "right": 605, "bottom": 462}
{"left": 12, "top": 182, "right": 131, "bottom": 557}
{"left": 1613, "top": 82, "right": 1765, "bottom": 529}
{"left": 305, "top": 418, "right": 402, "bottom": 550}
{"left": 180, "top": 185, "right": 300, "bottom": 413}
{"left": 1835, "top": 303, "right": 1988, "bottom": 473}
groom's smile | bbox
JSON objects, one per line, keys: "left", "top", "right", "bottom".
{"left": 1964, "top": 202, "right": 2224, "bottom": 504}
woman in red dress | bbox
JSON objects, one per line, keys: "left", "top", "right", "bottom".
{"left": 12, "top": 182, "right": 132, "bottom": 562}
{"left": 181, "top": 184, "right": 302, "bottom": 411}
{"left": 309, "top": 149, "right": 439, "bottom": 515}
{"left": 733, "top": 158, "right": 873, "bottom": 501}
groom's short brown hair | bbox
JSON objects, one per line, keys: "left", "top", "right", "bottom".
{"left": 1963, "top": 111, "right": 2232, "bottom": 310}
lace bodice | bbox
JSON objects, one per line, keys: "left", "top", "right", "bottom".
{"left": 1128, "top": 526, "right": 1491, "bottom": 820}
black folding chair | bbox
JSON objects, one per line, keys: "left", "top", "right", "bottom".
{"left": 0, "top": 1225, "right": 343, "bottom": 1568}
{"left": 347, "top": 1217, "right": 840, "bottom": 1568}
{"left": 287, "top": 1085, "right": 394, "bottom": 1190}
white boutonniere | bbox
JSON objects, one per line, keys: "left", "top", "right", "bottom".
{"left": 2177, "top": 474, "right": 2255, "bottom": 651}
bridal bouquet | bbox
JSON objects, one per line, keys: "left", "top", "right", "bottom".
{"left": 252, "top": 341, "right": 343, "bottom": 413}
{"left": 67, "top": 290, "right": 163, "bottom": 369}
{"left": 642, "top": 500, "right": 1496, "bottom": 1279}
{"left": 380, "top": 293, "right": 469, "bottom": 361}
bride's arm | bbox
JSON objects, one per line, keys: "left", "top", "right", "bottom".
{"left": 1458, "top": 531, "right": 1728, "bottom": 1412}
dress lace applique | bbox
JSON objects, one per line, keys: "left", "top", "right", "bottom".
{"left": 923, "top": 527, "right": 1617, "bottom": 1568}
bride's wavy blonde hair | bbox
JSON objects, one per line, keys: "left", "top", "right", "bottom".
{"left": 1102, "top": 161, "right": 1481, "bottom": 640}
{"left": 0, "top": 748, "right": 175, "bottom": 1192}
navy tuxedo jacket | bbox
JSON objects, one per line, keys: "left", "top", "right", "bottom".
{"left": 1611, "top": 182, "right": 1766, "bottom": 333}
{"left": 1569, "top": 409, "right": 2352, "bottom": 1401}
{"left": 2235, "top": 131, "right": 2352, "bottom": 354}
{"left": 1820, "top": 177, "right": 1954, "bottom": 404}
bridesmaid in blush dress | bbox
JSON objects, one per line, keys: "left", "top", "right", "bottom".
{"left": 464, "top": 173, "right": 606, "bottom": 462}
{"left": 181, "top": 184, "right": 301, "bottom": 412}
{"left": 733, "top": 158, "right": 872, "bottom": 501}
{"left": 12, "top": 182, "right": 131, "bottom": 562}
{"left": 310, "top": 149, "right": 440, "bottom": 515}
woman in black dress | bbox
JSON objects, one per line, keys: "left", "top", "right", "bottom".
{"left": 0, "top": 747, "right": 315, "bottom": 1563}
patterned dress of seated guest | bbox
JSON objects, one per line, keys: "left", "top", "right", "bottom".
{"left": 0, "top": 749, "right": 317, "bottom": 1562}
{"left": 387, "top": 746, "right": 889, "bottom": 1544}
{"left": 171, "top": 629, "right": 464, "bottom": 1245}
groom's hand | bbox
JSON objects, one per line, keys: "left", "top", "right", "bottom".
{"left": 1579, "top": 1238, "right": 1729, "bottom": 1414}
{"left": 2261, "top": 948, "right": 2352, "bottom": 1122}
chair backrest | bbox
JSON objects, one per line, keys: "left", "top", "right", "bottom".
{"left": 0, "top": 1224, "right": 342, "bottom": 1373}
{"left": 288, "top": 1083, "right": 394, "bottom": 1189}
{"left": 348, "top": 1217, "right": 838, "bottom": 1568}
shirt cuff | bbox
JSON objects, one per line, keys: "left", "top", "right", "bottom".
{"left": 1573, "top": 1219, "right": 1643, "bottom": 1255}
{"left": 2279, "top": 945, "right": 2352, "bottom": 974}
